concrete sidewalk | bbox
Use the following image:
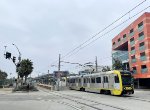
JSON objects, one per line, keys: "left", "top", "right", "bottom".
{"left": 0, "top": 88, "right": 12, "bottom": 94}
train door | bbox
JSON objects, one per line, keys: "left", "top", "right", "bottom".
{"left": 78, "top": 78, "right": 81, "bottom": 87}
{"left": 81, "top": 76, "right": 84, "bottom": 87}
{"left": 90, "top": 76, "right": 96, "bottom": 89}
{"left": 103, "top": 76, "right": 109, "bottom": 89}
{"left": 86, "top": 77, "right": 90, "bottom": 89}
{"left": 109, "top": 74, "right": 114, "bottom": 89}
{"left": 83, "top": 77, "right": 87, "bottom": 87}
{"left": 114, "top": 75, "right": 120, "bottom": 90}
{"left": 75, "top": 78, "right": 78, "bottom": 89}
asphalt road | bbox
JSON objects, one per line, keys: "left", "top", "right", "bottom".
{"left": 0, "top": 88, "right": 150, "bottom": 110}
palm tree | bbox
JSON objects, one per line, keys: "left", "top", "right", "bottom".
{"left": 18, "top": 59, "right": 33, "bottom": 83}
{"left": 112, "top": 58, "right": 123, "bottom": 70}
{"left": 0, "top": 70, "right": 8, "bottom": 79}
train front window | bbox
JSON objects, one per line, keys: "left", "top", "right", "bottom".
{"left": 121, "top": 75, "right": 132, "bottom": 85}
{"left": 115, "top": 75, "right": 119, "bottom": 83}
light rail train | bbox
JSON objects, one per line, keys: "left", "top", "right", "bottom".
{"left": 67, "top": 70, "right": 134, "bottom": 96}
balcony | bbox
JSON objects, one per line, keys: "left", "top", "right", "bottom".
{"left": 130, "top": 50, "right": 135, "bottom": 54}
{"left": 141, "top": 68, "right": 148, "bottom": 73}
{"left": 130, "top": 32, "right": 134, "bottom": 37}
{"left": 140, "top": 56, "right": 146, "bottom": 61}
{"left": 133, "top": 70, "right": 137, "bottom": 74}
{"left": 138, "top": 25, "right": 144, "bottom": 32}
{"left": 130, "top": 41, "right": 135, "bottom": 46}
{"left": 131, "top": 59, "right": 136, "bottom": 63}
{"left": 113, "top": 44, "right": 116, "bottom": 48}
{"left": 122, "top": 38, "right": 127, "bottom": 42}
{"left": 118, "top": 41, "right": 121, "bottom": 45}
{"left": 138, "top": 35, "right": 145, "bottom": 41}
{"left": 139, "top": 46, "right": 145, "bottom": 51}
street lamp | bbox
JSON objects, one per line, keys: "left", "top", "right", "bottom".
{"left": 12, "top": 43, "right": 21, "bottom": 63}
{"left": 12, "top": 43, "right": 22, "bottom": 79}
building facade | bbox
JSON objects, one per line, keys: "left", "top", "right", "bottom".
{"left": 112, "top": 12, "right": 150, "bottom": 81}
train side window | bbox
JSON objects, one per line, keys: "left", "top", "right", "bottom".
{"left": 91, "top": 77, "right": 95, "bottom": 83}
{"left": 96, "top": 77, "right": 101, "bottom": 83}
{"left": 106, "top": 76, "right": 108, "bottom": 83}
{"left": 86, "top": 78, "right": 88, "bottom": 83}
{"left": 75, "top": 79, "right": 78, "bottom": 83}
{"left": 84, "top": 78, "right": 86, "bottom": 83}
{"left": 71, "top": 79, "right": 74, "bottom": 83}
{"left": 73, "top": 79, "right": 75, "bottom": 83}
{"left": 115, "top": 75, "right": 119, "bottom": 83}
{"left": 79, "top": 79, "right": 81, "bottom": 83}
{"left": 103, "top": 77, "right": 105, "bottom": 83}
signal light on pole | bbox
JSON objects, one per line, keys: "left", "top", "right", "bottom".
{"left": 13, "top": 56, "right": 16, "bottom": 63}
{"left": 6, "top": 52, "right": 11, "bottom": 59}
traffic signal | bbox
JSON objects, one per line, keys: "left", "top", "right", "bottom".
{"left": 13, "top": 56, "right": 16, "bottom": 63}
{"left": 17, "top": 63, "right": 20, "bottom": 67}
{"left": 6, "top": 52, "right": 11, "bottom": 59}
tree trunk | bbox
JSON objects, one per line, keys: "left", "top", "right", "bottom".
{"left": 25, "top": 76, "right": 27, "bottom": 84}
{"left": 21, "top": 77, "right": 23, "bottom": 85}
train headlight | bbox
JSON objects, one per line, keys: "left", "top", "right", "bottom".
{"left": 124, "top": 87, "right": 132, "bottom": 90}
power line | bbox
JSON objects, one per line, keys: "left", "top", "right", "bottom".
{"left": 50, "top": 0, "right": 147, "bottom": 65}
{"left": 60, "top": 0, "right": 147, "bottom": 60}
{"left": 62, "top": 51, "right": 131, "bottom": 72}
{"left": 62, "top": 6, "right": 150, "bottom": 59}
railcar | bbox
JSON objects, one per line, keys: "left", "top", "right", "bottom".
{"left": 68, "top": 70, "right": 134, "bottom": 96}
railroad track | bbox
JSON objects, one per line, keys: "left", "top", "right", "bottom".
{"left": 123, "top": 96, "right": 150, "bottom": 103}
{"left": 39, "top": 87, "right": 126, "bottom": 110}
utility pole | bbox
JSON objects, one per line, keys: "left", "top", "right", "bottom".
{"left": 57, "top": 54, "right": 61, "bottom": 91}
{"left": 12, "top": 43, "right": 21, "bottom": 79}
{"left": 95, "top": 56, "right": 98, "bottom": 72}
{"left": 58, "top": 54, "right": 61, "bottom": 71}
{"left": 4, "top": 46, "right": 7, "bottom": 57}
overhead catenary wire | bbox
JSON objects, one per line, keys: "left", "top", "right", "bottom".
{"left": 63, "top": 6, "right": 150, "bottom": 59}
{"left": 63, "top": 50, "right": 135, "bottom": 72}
{"left": 60, "top": 1, "right": 147, "bottom": 59}
{"left": 50, "top": 0, "right": 147, "bottom": 65}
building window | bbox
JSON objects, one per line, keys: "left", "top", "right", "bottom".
{"left": 113, "top": 42, "right": 115, "bottom": 45}
{"left": 140, "top": 52, "right": 146, "bottom": 61}
{"left": 139, "top": 42, "right": 145, "bottom": 51}
{"left": 132, "top": 67, "right": 137, "bottom": 74}
{"left": 118, "top": 38, "right": 121, "bottom": 42}
{"left": 123, "top": 34, "right": 126, "bottom": 38}
{"left": 141, "top": 65, "right": 148, "bottom": 73}
{"left": 131, "top": 46, "right": 135, "bottom": 54}
{"left": 130, "top": 29, "right": 134, "bottom": 37}
{"left": 139, "top": 42, "right": 144, "bottom": 47}
{"left": 130, "top": 37, "right": 135, "bottom": 45}
{"left": 131, "top": 55, "right": 136, "bottom": 63}
{"left": 138, "top": 32, "right": 144, "bottom": 41}
{"left": 122, "top": 34, "right": 127, "bottom": 42}
{"left": 131, "top": 46, "right": 135, "bottom": 51}
{"left": 130, "top": 37, "right": 134, "bottom": 42}
{"left": 138, "top": 21, "right": 144, "bottom": 31}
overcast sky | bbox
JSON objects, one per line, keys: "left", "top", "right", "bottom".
{"left": 0, "top": 0, "right": 150, "bottom": 78}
